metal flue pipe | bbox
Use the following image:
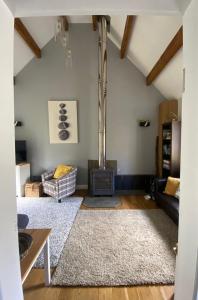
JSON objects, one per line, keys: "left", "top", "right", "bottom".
{"left": 98, "top": 16, "right": 109, "bottom": 169}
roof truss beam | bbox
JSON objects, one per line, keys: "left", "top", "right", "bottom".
{"left": 120, "top": 16, "right": 136, "bottom": 59}
{"left": 14, "top": 18, "right": 41, "bottom": 58}
{"left": 61, "top": 16, "right": 69, "bottom": 31}
{"left": 146, "top": 26, "right": 183, "bottom": 85}
{"left": 92, "top": 16, "right": 98, "bottom": 31}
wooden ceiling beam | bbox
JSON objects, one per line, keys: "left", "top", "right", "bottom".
{"left": 146, "top": 26, "right": 183, "bottom": 86}
{"left": 92, "top": 16, "right": 98, "bottom": 31}
{"left": 14, "top": 18, "right": 41, "bottom": 58}
{"left": 120, "top": 16, "right": 135, "bottom": 59}
{"left": 62, "top": 16, "right": 69, "bottom": 31}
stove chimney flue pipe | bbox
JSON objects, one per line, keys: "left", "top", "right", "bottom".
{"left": 98, "top": 16, "right": 110, "bottom": 170}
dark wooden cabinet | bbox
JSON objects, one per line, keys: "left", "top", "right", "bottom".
{"left": 158, "top": 99, "right": 178, "bottom": 177}
{"left": 162, "top": 121, "right": 181, "bottom": 178}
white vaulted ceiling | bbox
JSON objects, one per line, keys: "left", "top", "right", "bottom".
{"left": 14, "top": 17, "right": 56, "bottom": 75}
{"left": 109, "top": 15, "right": 183, "bottom": 99}
{"left": 14, "top": 15, "right": 183, "bottom": 99}
{"left": 14, "top": 16, "right": 90, "bottom": 75}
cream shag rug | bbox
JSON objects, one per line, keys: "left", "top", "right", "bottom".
{"left": 52, "top": 209, "right": 177, "bottom": 286}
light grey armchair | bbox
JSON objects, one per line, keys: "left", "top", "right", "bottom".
{"left": 41, "top": 167, "right": 77, "bottom": 202}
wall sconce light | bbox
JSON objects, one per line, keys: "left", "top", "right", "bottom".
{"left": 15, "top": 121, "right": 23, "bottom": 127}
{"left": 138, "top": 120, "right": 150, "bottom": 127}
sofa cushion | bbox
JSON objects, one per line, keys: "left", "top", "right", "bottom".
{"left": 53, "top": 165, "right": 73, "bottom": 179}
{"left": 164, "top": 176, "right": 180, "bottom": 196}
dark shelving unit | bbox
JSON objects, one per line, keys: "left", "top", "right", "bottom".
{"left": 162, "top": 121, "right": 181, "bottom": 178}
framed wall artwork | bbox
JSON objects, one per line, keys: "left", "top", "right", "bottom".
{"left": 48, "top": 100, "right": 78, "bottom": 144}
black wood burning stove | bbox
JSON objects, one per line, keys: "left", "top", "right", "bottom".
{"left": 90, "top": 168, "right": 115, "bottom": 196}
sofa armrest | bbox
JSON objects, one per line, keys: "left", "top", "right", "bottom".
{"left": 41, "top": 169, "right": 55, "bottom": 182}
{"left": 155, "top": 178, "right": 167, "bottom": 193}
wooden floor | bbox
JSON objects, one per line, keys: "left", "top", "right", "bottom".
{"left": 81, "top": 195, "right": 157, "bottom": 210}
{"left": 23, "top": 193, "right": 174, "bottom": 300}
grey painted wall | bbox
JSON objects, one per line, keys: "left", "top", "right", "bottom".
{"left": 15, "top": 24, "right": 163, "bottom": 185}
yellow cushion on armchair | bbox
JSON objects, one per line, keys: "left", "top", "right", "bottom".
{"left": 53, "top": 165, "right": 73, "bottom": 179}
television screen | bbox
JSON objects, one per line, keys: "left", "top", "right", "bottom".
{"left": 15, "top": 140, "right": 27, "bottom": 164}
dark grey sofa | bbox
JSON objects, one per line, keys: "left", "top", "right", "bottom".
{"left": 154, "top": 178, "right": 179, "bottom": 225}
{"left": 17, "top": 214, "right": 29, "bottom": 229}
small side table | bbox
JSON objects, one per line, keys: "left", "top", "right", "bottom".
{"left": 20, "top": 229, "right": 51, "bottom": 286}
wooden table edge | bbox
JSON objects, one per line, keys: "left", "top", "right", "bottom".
{"left": 20, "top": 228, "right": 52, "bottom": 284}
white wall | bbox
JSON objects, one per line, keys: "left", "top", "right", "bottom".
{"left": 175, "top": 0, "right": 198, "bottom": 299}
{"left": 178, "top": 98, "right": 182, "bottom": 121}
{"left": 0, "top": 1, "right": 23, "bottom": 299}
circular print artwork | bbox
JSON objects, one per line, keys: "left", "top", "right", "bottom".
{"left": 58, "top": 122, "right": 69, "bottom": 130}
{"left": 59, "top": 103, "right": 66, "bottom": 109}
{"left": 58, "top": 103, "right": 70, "bottom": 141}
{"left": 59, "top": 115, "right": 67, "bottom": 122}
{"left": 59, "top": 129, "right": 70, "bottom": 140}
{"left": 59, "top": 109, "right": 67, "bottom": 114}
